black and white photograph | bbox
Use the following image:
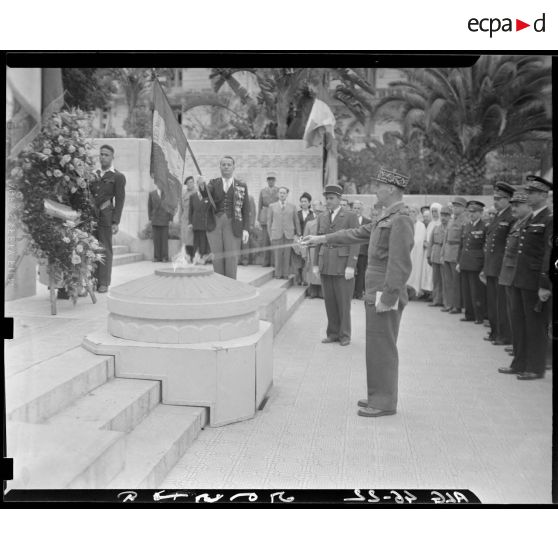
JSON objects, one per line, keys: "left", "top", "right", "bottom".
{"left": 3, "top": 53, "right": 555, "bottom": 507}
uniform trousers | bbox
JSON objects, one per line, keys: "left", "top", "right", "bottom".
{"left": 445, "top": 261, "right": 462, "bottom": 310}
{"left": 152, "top": 225, "right": 169, "bottom": 261}
{"left": 206, "top": 212, "right": 241, "bottom": 279}
{"left": 271, "top": 236, "right": 293, "bottom": 278}
{"left": 509, "top": 286, "right": 550, "bottom": 375}
{"left": 486, "top": 275, "right": 511, "bottom": 342}
{"left": 193, "top": 229, "right": 210, "bottom": 257}
{"left": 440, "top": 260, "right": 453, "bottom": 308}
{"left": 353, "top": 254, "right": 368, "bottom": 299}
{"left": 431, "top": 262, "right": 444, "bottom": 305}
{"left": 321, "top": 274, "right": 355, "bottom": 342}
{"left": 461, "top": 269, "right": 486, "bottom": 321}
{"left": 94, "top": 224, "right": 113, "bottom": 287}
{"left": 260, "top": 225, "right": 273, "bottom": 267}
{"left": 365, "top": 300, "right": 404, "bottom": 411}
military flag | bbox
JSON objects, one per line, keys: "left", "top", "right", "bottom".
{"left": 150, "top": 78, "right": 188, "bottom": 215}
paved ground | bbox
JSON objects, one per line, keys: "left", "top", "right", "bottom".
{"left": 162, "top": 296, "right": 553, "bottom": 504}
{"left": 5, "top": 263, "right": 553, "bottom": 503}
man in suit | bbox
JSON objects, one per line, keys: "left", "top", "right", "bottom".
{"left": 427, "top": 205, "right": 450, "bottom": 307}
{"left": 258, "top": 172, "right": 280, "bottom": 267}
{"left": 457, "top": 200, "right": 487, "bottom": 324}
{"left": 441, "top": 197, "right": 468, "bottom": 314}
{"left": 187, "top": 176, "right": 211, "bottom": 259}
{"left": 499, "top": 176, "right": 553, "bottom": 380}
{"left": 90, "top": 144, "right": 126, "bottom": 293}
{"left": 294, "top": 192, "right": 315, "bottom": 285}
{"left": 304, "top": 168, "right": 414, "bottom": 417}
{"left": 352, "top": 200, "right": 371, "bottom": 299}
{"left": 497, "top": 190, "right": 531, "bottom": 369}
{"left": 480, "top": 182, "right": 515, "bottom": 345}
{"left": 310, "top": 184, "right": 359, "bottom": 346}
{"left": 267, "top": 187, "right": 301, "bottom": 279}
{"left": 148, "top": 187, "right": 174, "bottom": 262}
{"left": 198, "top": 156, "right": 250, "bottom": 279}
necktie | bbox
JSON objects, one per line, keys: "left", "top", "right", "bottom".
{"left": 330, "top": 211, "right": 334, "bottom": 223}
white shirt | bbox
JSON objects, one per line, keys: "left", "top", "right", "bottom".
{"left": 98, "top": 165, "right": 115, "bottom": 178}
{"left": 301, "top": 209, "right": 309, "bottom": 221}
{"left": 222, "top": 177, "right": 234, "bottom": 193}
{"left": 531, "top": 205, "right": 547, "bottom": 218}
{"left": 330, "top": 207, "right": 341, "bottom": 221}
{"left": 358, "top": 215, "right": 363, "bottom": 225}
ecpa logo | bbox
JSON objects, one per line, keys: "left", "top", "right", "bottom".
{"left": 468, "top": 13, "right": 546, "bottom": 37}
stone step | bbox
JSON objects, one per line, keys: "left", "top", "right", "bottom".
{"left": 285, "top": 286, "right": 308, "bottom": 323}
{"left": 108, "top": 405, "right": 208, "bottom": 489}
{"left": 7, "top": 420, "right": 125, "bottom": 489}
{"left": 113, "top": 244, "right": 130, "bottom": 255}
{"left": 46, "top": 378, "right": 160, "bottom": 433}
{"left": 113, "top": 252, "right": 144, "bottom": 266}
{"left": 7, "top": 348, "right": 114, "bottom": 423}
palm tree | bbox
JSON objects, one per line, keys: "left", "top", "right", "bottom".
{"left": 374, "top": 55, "right": 552, "bottom": 193}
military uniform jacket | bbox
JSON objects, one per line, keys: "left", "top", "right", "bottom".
{"left": 483, "top": 205, "right": 514, "bottom": 277}
{"left": 202, "top": 177, "right": 250, "bottom": 238}
{"left": 512, "top": 206, "right": 553, "bottom": 291}
{"left": 188, "top": 192, "right": 210, "bottom": 231}
{"left": 441, "top": 212, "right": 468, "bottom": 263}
{"left": 90, "top": 169, "right": 126, "bottom": 227}
{"left": 325, "top": 201, "right": 414, "bottom": 307}
{"left": 148, "top": 190, "right": 174, "bottom": 226}
{"left": 498, "top": 217, "right": 528, "bottom": 287}
{"left": 314, "top": 207, "right": 360, "bottom": 276}
{"left": 258, "top": 186, "right": 279, "bottom": 225}
{"left": 427, "top": 223, "right": 446, "bottom": 264}
{"left": 356, "top": 216, "right": 372, "bottom": 255}
{"left": 459, "top": 219, "right": 487, "bottom": 271}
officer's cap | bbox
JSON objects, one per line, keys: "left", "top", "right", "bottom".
{"left": 376, "top": 167, "right": 410, "bottom": 189}
{"left": 323, "top": 184, "right": 344, "bottom": 197}
{"left": 266, "top": 171, "right": 277, "bottom": 179}
{"left": 467, "top": 200, "right": 485, "bottom": 211}
{"left": 525, "top": 175, "right": 553, "bottom": 193}
{"left": 511, "top": 190, "right": 529, "bottom": 204}
{"left": 494, "top": 181, "right": 515, "bottom": 198}
{"left": 440, "top": 205, "right": 452, "bottom": 215}
{"left": 452, "top": 197, "right": 467, "bottom": 207}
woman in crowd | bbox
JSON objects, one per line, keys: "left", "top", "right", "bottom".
{"left": 304, "top": 201, "right": 323, "bottom": 298}
{"left": 292, "top": 192, "right": 315, "bottom": 285}
{"left": 407, "top": 205, "right": 426, "bottom": 299}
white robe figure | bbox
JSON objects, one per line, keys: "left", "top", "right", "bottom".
{"left": 420, "top": 202, "right": 442, "bottom": 293}
{"left": 408, "top": 218, "right": 426, "bottom": 294}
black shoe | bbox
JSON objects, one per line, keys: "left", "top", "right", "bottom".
{"left": 517, "top": 372, "right": 544, "bottom": 381}
{"left": 321, "top": 337, "right": 339, "bottom": 344}
{"left": 498, "top": 367, "right": 519, "bottom": 375}
{"left": 449, "top": 308, "right": 461, "bottom": 314}
{"left": 97, "top": 285, "right": 108, "bottom": 293}
{"left": 483, "top": 335, "right": 494, "bottom": 342}
{"left": 492, "top": 339, "right": 508, "bottom": 346}
{"left": 440, "top": 307, "right": 451, "bottom": 312}
{"left": 428, "top": 303, "right": 443, "bottom": 307}
{"left": 474, "top": 319, "right": 484, "bottom": 325}
{"left": 339, "top": 339, "right": 351, "bottom": 346}
{"left": 460, "top": 317, "right": 474, "bottom": 322}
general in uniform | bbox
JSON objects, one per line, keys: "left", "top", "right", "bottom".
{"left": 481, "top": 182, "right": 515, "bottom": 345}
{"left": 500, "top": 176, "right": 553, "bottom": 380}
{"left": 90, "top": 144, "right": 126, "bottom": 293}
{"left": 313, "top": 184, "right": 360, "bottom": 346}
{"left": 305, "top": 168, "right": 414, "bottom": 417}
{"left": 441, "top": 197, "right": 468, "bottom": 314}
{"left": 457, "top": 200, "right": 487, "bottom": 324}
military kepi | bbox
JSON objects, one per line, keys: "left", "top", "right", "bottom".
{"left": 440, "top": 205, "right": 452, "bottom": 215}
{"left": 467, "top": 200, "right": 485, "bottom": 211}
{"left": 452, "top": 196, "right": 467, "bottom": 207}
{"left": 376, "top": 167, "right": 410, "bottom": 189}
{"left": 494, "top": 181, "right": 515, "bottom": 198}
{"left": 525, "top": 175, "right": 553, "bottom": 192}
{"left": 511, "top": 190, "right": 529, "bottom": 204}
{"left": 323, "top": 184, "right": 344, "bottom": 197}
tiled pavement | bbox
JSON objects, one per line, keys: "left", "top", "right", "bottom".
{"left": 5, "top": 264, "right": 553, "bottom": 503}
{"left": 162, "top": 297, "right": 553, "bottom": 504}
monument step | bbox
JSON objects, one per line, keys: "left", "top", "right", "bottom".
{"left": 107, "top": 404, "right": 208, "bottom": 489}
{"left": 46, "top": 378, "right": 160, "bottom": 433}
{"left": 285, "top": 285, "right": 308, "bottom": 324}
{"left": 7, "top": 348, "right": 114, "bottom": 423}
{"left": 7, "top": 420, "right": 125, "bottom": 489}
{"left": 113, "top": 252, "right": 144, "bottom": 266}
{"left": 113, "top": 244, "right": 130, "bottom": 255}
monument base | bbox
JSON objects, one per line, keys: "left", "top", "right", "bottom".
{"left": 82, "top": 321, "right": 273, "bottom": 427}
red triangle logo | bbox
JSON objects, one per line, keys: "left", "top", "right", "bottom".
{"left": 516, "top": 19, "right": 530, "bottom": 31}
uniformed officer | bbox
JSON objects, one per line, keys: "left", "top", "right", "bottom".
{"left": 90, "top": 144, "right": 126, "bottom": 292}
{"left": 257, "top": 171, "right": 280, "bottom": 267}
{"left": 311, "top": 184, "right": 360, "bottom": 346}
{"left": 499, "top": 176, "right": 553, "bottom": 380}
{"left": 303, "top": 168, "right": 414, "bottom": 417}
{"left": 428, "top": 205, "right": 450, "bottom": 308}
{"left": 441, "top": 197, "right": 468, "bottom": 314}
{"left": 497, "top": 190, "right": 531, "bottom": 372}
{"left": 480, "top": 182, "right": 515, "bottom": 345}
{"left": 457, "top": 200, "right": 487, "bottom": 324}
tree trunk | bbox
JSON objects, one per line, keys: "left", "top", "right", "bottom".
{"left": 275, "top": 95, "right": 290, "bottom": 139}
{"left": 452, "top": 155, "right": 487, "bottom": 195}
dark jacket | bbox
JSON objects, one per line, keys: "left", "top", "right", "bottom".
{"left": 188, "top": 191, "right": 210, "bottom": 231}
{"left": 356, "top": 215, "right": 371, "bottom": 255}
{"left": 201, "top": 177, "right": 250, "bottom": 238}
{"left": 314, "top": 207, "right": 360, "bottom": 275}
{"left": 512, "top": 206, "right": 553, "bottom": 291}
{"left": 459, "top": 218, "right": 487, "bottom": 271}
{"left": 148, "top": 190, "right": 173, "bottom": 226}
{"left": 297, "top": 209, "right": 315, "bottom": 235}
{"left": 90, "top": 169, "right": 126, "bottom": 226}
{"left": 326, "top": 201, "right": 414, "bottom": 307}
{"left": 498, "top": 216, "right": 528, "bottom": 287}
{"left": 483, "top": 205, "right": 514, "bottom": 277}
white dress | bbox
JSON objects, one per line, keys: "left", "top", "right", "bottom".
{"left": 407, "top": 221, "right": 426, "bottom": 293}
{"left": 420, "top": 206, "right": 442, "bottom": 292}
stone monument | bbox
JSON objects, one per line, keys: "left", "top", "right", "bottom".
{"left": 83, "top": 261, "right": 273, "bottom": 427}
